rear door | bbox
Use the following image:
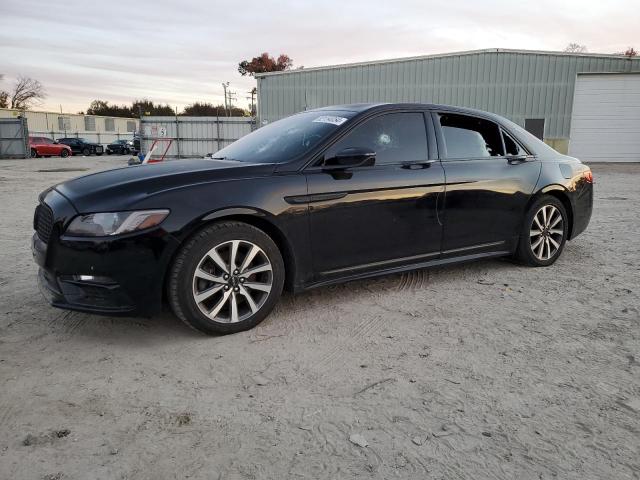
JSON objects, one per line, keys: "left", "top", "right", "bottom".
{"left": 433, "top": 111, "right": 541, "bottom": 256}
{"left": 41, "top": 137, "right": 56, "bottom": 155}
{"left": 29, "top": 137, "right": 42, "bottom": 154}
{"left": 304, "top": 110, "right": 444, "bottom": 279}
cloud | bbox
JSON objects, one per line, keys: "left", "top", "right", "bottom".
{"left": 1, "top": 0, "right": 637, "bottom": 113}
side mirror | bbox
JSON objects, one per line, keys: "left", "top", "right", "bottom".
{"left": 323, "top": 147, "right": 376, "bottom": 170}
{"left": 53, "top": 141, "right": 59, "bottom": 144}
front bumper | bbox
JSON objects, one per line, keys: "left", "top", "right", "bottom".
{"left": 36, "top": 257, "right": 136, "bottom": 315}
{"left": 32, "top": 190, "right": 180, "bottom": 316}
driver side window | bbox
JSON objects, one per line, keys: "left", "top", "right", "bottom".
{"left": 323, "top": 112, "right": 428, "bottom": 165}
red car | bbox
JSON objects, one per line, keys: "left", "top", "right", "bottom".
{"left": 29, "top": 137, "right": 73, "bottom": 158}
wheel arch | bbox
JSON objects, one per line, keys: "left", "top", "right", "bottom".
{"left": 165, "top": 208, "right": 297, "bottom": 297}
{"left": 527, "top": 185, "right": 574, "bottom": 239}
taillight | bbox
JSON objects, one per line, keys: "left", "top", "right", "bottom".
{"left": 583, "top": 170, "right": 593, "bottom": 184}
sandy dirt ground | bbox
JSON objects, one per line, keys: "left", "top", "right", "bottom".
{"left": 0, "top": 155, "right": 638, "bottom": 480}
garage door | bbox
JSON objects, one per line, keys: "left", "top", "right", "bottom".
{"left": 569, "top": 73, "right": 640, "bottom": 162}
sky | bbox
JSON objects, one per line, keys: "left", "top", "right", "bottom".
{"left": 1, "top": 0, "right": 638, "bottom": 114}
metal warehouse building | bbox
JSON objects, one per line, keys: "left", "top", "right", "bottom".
{"left": 256, "top": 49, "right": 640, "bottom": 162}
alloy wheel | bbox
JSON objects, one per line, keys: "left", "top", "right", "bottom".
{"left": 530, "top": 205, "right": 564, "bottom": 261}
{"left": 192, "top": 240, "right": 273, "bottom": 323}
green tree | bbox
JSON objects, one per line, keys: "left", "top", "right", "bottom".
{"left": 182, "top": 102, "right": 248, "bottom": 116}
{"left": 86, "top": 100, "right": 132, "bottom": 117}
{"left": 132, "top": 99, "right": 175, "bottom": 116}
{"left": 0, "top": 74, "right": 7, "bottom": 108}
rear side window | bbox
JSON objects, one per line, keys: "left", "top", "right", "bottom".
{"left": 438, "top": 113, "right": 503, "bottom": 159}
{"left": 502, "top": 130, "right": 527, "bottom": 156}
{"left": 324, "top": 112, "right": 428, "bottom": 165}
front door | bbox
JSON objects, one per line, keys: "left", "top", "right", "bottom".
{"left": 434, "top": 111, "right": 541, "bottom": 256}
{"left": 304, "top": 111, "right": 444, "bottom": 280}
{"left": 42, "top": 138, "right": 56, "bottom": 155}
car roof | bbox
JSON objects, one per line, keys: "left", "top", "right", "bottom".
{"left": 307, "top": 102, "right": 508, "bottom": 121}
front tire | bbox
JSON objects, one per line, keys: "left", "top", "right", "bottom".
{"left": 168, "top": 221, "right": 285, "bottom": 335}
{"left": 515, "top": 196, "right": 568, "bottom": 267}
{"left": 60, "top": 149, "right": 69, "bottom": 158}
{"left": 30, "top": 148, "right": 38, "bottom": 158}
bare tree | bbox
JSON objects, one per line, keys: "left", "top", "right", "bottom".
{"left": 10, "top": 76, "right": 46, "bottom": 109}
{"left": 563, "top": 43, "right": 588, "bottom": 53}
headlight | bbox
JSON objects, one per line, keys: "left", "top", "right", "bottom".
{"left": 65, "top": 209, "right": 169, "bottom": 237}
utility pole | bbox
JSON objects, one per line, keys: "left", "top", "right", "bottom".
{"left": 227, "top": 90, "right": 237, "bottom": 117}
{"left": 221, "top": 82, "right": 229, "bottom": 116}
{"left": 247, "top": 87, "right": 257, "bottom": 117}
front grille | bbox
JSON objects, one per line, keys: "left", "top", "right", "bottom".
{"left": 34, "top": 203, "right": 54, "bottom": 243}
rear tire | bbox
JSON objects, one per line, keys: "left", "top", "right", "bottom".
{"left": 30, "top": 148, "right": 38, "bottom": 158}
{"left": 168, "top": 221, "right": 285, "bottom": 335}
{"left": 515, "top": 195, "right": 568, "bottom": 267}
{"left": 82, "top": 147, "right": 90, "bottom": 156}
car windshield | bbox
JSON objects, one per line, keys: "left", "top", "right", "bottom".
{"left": 212, "top": 110, "right": 356, "bottom": 163}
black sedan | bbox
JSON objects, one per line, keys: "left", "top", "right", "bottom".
{"left": 32, "top": 103, "right": 593, "bottom": 335}
{"left": 106, "top": 139, "right": 135, "bottom": 155}
{"left": 57, "top": 137, "right": 104, "bottom": 156}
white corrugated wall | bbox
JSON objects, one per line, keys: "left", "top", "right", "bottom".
{"left": 0, "top": 109, "right": 139, "bottom": 145}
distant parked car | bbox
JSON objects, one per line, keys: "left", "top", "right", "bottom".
{"left": 106, "top": 139, "right": 135, "bottom": 155}
{"left": 57, "top": 138, "right": 104, "bottom": 156}
{"left": 29, "top": 137, "right": 72, "bottom": 158}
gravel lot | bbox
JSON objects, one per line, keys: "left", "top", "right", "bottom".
{"left": 0, "top": 155, "right": 638, "bottom": 480}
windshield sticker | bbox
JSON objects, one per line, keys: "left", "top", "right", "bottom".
{"left": 312, "top": 115, "right": 348, "bottom": 126}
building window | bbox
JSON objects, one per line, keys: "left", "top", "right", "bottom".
{"left": 126, "top": 121, "right": 136, "bottom": 132}
{"left": 104, "top": 118, "right": 115, "bottom": 131}
{"left": 58, "top": 116, "right": 70, "bottom": 131}
{"left": 84, "top": 116, "right": 96, "bottom": 131}
{"left": 524, "top": 119, "right": 545, "bottom": 140}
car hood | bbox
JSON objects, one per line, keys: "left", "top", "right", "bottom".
{"left": 55, "top": 159, "right": 277, "bottom": 213}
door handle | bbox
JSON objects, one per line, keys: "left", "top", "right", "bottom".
{"left": 507, "top": 156, "right": 527, "bottom": 165}
{"left": 507, "top": 156, "right": 535, "bottom": 165}
{"left": 401, "top": 160, "right": 437, "bottom": 169}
